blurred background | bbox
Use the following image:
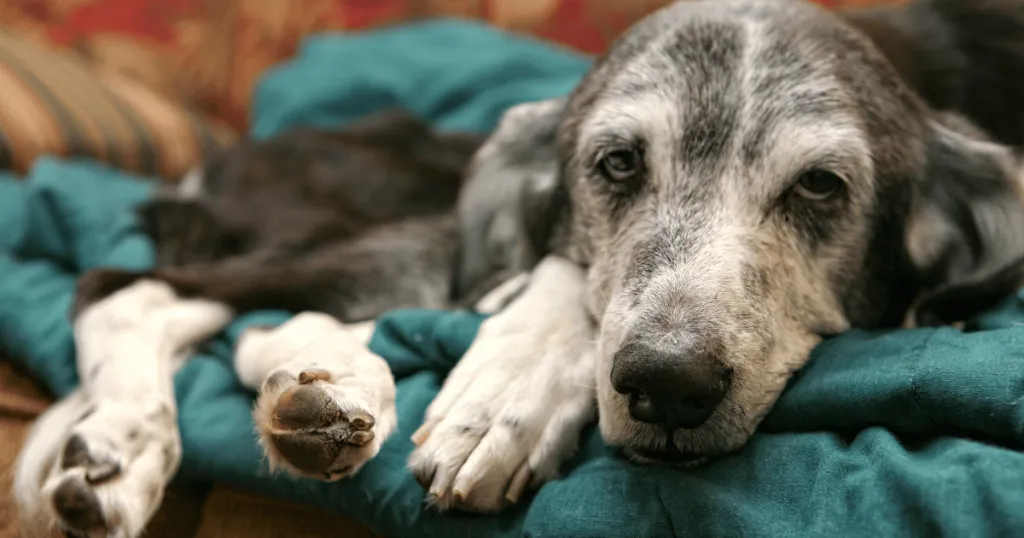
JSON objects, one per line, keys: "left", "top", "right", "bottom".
{"left": 0, "top": 0, "right": 902, "bottom": 178}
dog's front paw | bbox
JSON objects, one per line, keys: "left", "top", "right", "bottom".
{"left": 12, "top": 279, "right": 233, "bottom": 538}
{"left": 407, "top": 310, "right": 596, "bottom": 513}
{"left": 254, "top": 369, "right": 386, "bottom": 480}
{"left": 244, "top": 314, "right": 397, "bottom": 480}
{"left": 43, "top": 400, "right": 181, "bottom": 538}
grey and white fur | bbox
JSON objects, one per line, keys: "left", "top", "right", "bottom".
{"left": 413, "top": 0, "right": 1024, "bottom": 511}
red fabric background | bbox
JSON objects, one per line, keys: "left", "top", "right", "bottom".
{"left": 0, "top": 0, "right": 906, "bottom": 131}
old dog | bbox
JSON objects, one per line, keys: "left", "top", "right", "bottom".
{"left": 424, "top": 0, "right": 1024, "bottom": 511}
{"left": 13, "top": 0, "right": 1024, "bottom": 535}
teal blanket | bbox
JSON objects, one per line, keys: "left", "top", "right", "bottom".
{"left": 2, "top": 20, "right": 1024, "bottom": 538}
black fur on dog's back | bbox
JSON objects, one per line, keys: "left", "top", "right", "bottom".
{"left": 126, "top": 110, "right": 488, "bottom": 322}
{"left": 845, "top": 0, "right": 1024, "bottom": 148}
{"left": 840, "top": 0, "right": 1024, "bottom": 325}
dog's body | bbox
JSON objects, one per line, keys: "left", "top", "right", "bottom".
{"left": 14, "top": 0, "right": 1024, "bottom": 535}
{"left": 137, "top": 110, "right": 486, "bottom": 320}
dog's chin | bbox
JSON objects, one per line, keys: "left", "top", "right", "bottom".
{"left": 620, "top": 444, "right": 711, "bottom": 467}
{"left": 598, "top": 391, "right": 753, "bottom": 466}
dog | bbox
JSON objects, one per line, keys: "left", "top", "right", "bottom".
{"left": 14, "top": 0, "right": 1024, "bottom": 534}
{"left": 413, "top": 0, "right": 1024, "bottom": 512}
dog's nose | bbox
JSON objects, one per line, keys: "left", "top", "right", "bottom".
{"left": 610, "top": 341, "right": 732, "bottom": 429}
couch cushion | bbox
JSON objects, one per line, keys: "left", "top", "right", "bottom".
{"left": 0, "top": 30, "right": 235, "bottom": 181}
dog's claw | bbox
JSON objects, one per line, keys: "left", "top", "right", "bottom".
{"left": 505, "top": 462, "right": 532, "bottom": 504}
{"left": 84, "top": 461, "right": 121, "bottom": 484}
{"left": 298, "top": 368, "right": 331, "bottom": 385}
{"left": 425, "top": 465, "right": 452, "bottom": 498}
{"left": 349, "top": 412, "right": 374, "bottom": 430}
{"left": 414, "top": 462, "right": 437, "bottom": 491}
{"left": 348, "top": 430, "right": 375, "bottom": 446}
{"left": 411, "top": 420, "right": 434, "bottom": 446}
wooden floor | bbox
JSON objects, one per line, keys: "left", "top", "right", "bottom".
{"left": 0, "top": 360, "right": 378, "bottom": 538}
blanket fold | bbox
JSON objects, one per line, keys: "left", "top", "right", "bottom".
{"left": 1, "top": 20, "right": 1023, "bottom": 538}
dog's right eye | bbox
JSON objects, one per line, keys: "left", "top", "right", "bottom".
{"left": 599, "top": 149, "right": 642, "bottom": 182}
{"left": 793, "top": 169, "right": 844, "bottom": 200}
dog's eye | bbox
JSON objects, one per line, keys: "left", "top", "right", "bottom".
{"left": 599, "top": 149, "right": 641, "bottom": 182}
{"left": 794, "top": 170, "right": 843, "bottom": 200}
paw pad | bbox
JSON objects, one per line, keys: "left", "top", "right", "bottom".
{"left": 263, "top": 382, "right": 380, "bottom": 479}
{"left": 52, "top": 475, "right": 106, "bottom": 534}
{"left": 269, "top": 431, "right": 340, "bottom": 475}
{"left": 348, "top": 430, "right": 375, "bottom": 447}
{"left": 273, "top": 385, "right": 337, "bottom": 430}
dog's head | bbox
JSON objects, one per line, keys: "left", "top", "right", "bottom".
{"left": 460, "top": 0, "right": 1024, "bottom": 463}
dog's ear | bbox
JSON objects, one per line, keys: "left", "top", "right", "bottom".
{"left": 453, "top": 97, "right": 568, "bottom": 301}
{"left": 906, "top": 116, "right": 1024, "bottom": 326}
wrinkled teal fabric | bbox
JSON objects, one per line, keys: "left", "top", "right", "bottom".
{"left": 1, "top": 19, "right": 1023, "bottom": 538}
{"left": 251, "top": 20, "right": 589, "bottom": 138}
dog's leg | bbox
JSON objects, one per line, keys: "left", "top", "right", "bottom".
{"left": 236, "top": 312, "right": 397, "bottom": 480}
{"left": 140, "top": 213, "right": 459, "bottom": 323}
{"left": 408, "top": 255, "right": 597, "bottom": 512}
{"left": 13, "top": 388, "right": 92, "bottom": 537}
{"left": 15, "top": 274, "right": 232, "bottom": 538}
{"left": 471, "top": 272, "right": 529, "bottom": 314}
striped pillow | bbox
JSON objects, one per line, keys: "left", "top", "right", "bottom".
{"left": 0, "top": 30, "right": 236, "bottom": 181}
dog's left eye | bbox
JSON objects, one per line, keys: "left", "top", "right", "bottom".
{"left": 599, "top": 148, "right": 642, "bottom": 182}
{"left": 794, "top": 170, "right": 844, "bottom": 200}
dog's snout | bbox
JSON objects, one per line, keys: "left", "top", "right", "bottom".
{"left": 610, "top": 341, "right": 732, "bottom": 430}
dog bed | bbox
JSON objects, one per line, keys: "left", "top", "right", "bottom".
{"left": 2, "top": 20, "right": 1024, "bottom": 538}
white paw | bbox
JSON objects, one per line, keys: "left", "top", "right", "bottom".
{"left": 15, "top": 276, "right": 233, "bottom": 538}
{"left": 40, "top": 399, "right": 180, "bottom": 538}
{"left": 241, "top": 313, "right": 397, "bottom": 480}
{"left": 408, "top": 257, "right": 597, "bottom": 512}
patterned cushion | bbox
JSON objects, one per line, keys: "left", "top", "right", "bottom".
{"left": 2, "top": 0, "right": 909, "bottom": 133}
{"left": 0, "top": 30, "right": 236, "bottom": 180}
